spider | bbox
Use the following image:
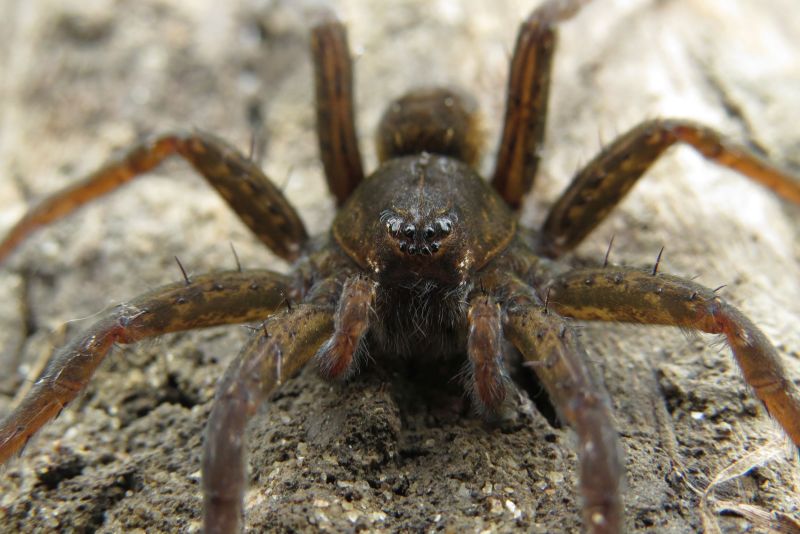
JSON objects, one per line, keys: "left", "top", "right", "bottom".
{"left": 1, "top": 0, "right": 799, "bottom": 532}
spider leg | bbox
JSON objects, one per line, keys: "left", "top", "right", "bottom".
{"left": 312, "top": 17, "right": 364, "bottom": 205}
{"left": 492, "top": 0, "right": 594, "bottom": 209}
{"left": 0, "top": 132, "right": 308, "bottom": 264}
{"left": 202, "top": 304, "right": 334, "bottom": 534}
{"left": 547, "top": 266, "right": 800, "bottom": 446}
{"left": 0, "top": 270, "right": 293, "bottom": 464}
{"left": 503, "top": 289, "right": 623, "bottom": 534}
{"left": 542, "top": 119, "right": 800, "bottom": 256}
{"left": 467, "top": 294, "right": 509, "bottom": 412}
{"left": 315, "top": 275, "right": 377, "bottom": 380}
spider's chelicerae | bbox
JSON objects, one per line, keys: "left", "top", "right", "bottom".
{"left": 1, "top": 1, "right": 799, "bottom": 532}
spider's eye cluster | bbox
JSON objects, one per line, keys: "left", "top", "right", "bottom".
{"left": 385, "top": 216, "right": 452, "bottom": 256}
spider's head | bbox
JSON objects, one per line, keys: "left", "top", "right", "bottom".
{"left": 370, "top": 207, "right": 469, "bottom": 284}
{"left": 333, "top": 154, "right": 515, "bottom": 286}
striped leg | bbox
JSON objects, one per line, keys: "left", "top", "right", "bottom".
{"left": 0, "top": 270, "right": 293, "bottom": 464}
{"left": 542, "top": 120, "right": 800, "bottom": 256}
{"left": 547, "top": 267, "right": 800, "bottom": 446}
{"left": 202, "top": 304, "right": 334, "bottom": 534}
{"left": 0, "top": 132, "right": 308, "bottom": 263}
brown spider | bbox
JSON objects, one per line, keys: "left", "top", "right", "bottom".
{"left": 1, "top": 1, "right": 799, "bottom": 532}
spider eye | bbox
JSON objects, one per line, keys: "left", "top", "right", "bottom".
{"left": 435, "top": 218, "right": 452, "bottom": 235}
{"left": 384, "top": 214, "right": 451, "bottom": 257}
{"left": 387, "top": 218, "right": 402, "bottom": 236}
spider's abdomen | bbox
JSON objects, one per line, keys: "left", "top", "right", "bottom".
{"left": 375, "top": 88, "right": 482, "bottom": 167}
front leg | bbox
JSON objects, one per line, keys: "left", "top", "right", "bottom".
{"left": 542, "top": 119, "right": 800, "bottom": 255}
{"left": 546, "top": 266, "right": 800, "bottom": 447}
{"left": 503, "top": 289, "right": 623, "bottom": 534}
{"left": 0, "top": 132, "right": 308, "bottom": 263}
{"left": 203, "top": 304, "right": 334, "bottom": 534}
{"left": 0, "top": 270, "right": 293, "bottom": 464}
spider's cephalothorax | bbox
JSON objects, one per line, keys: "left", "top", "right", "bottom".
{"left": 332, "top": 90, "right": 518, "bottom": 357}
{"left": 2, "top": 1, "right": 800, "bottom": 533}
{"left": 335, "top": 153, "right": 515, "bottom": 285}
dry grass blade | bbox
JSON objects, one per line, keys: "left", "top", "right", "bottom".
{"left": 700, "top": 437, "right": 795, "bottom": 533}
{"left": 713, "top": 501, "right": 800, "bottom": 534}
{"left": 704, "top": 440, "right": 786, "bottom": 497}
